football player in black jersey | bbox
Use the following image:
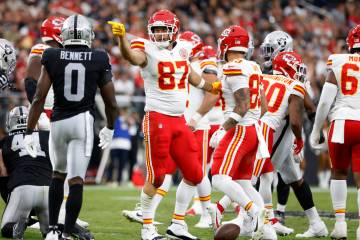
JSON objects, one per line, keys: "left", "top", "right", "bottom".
{"left": 0, "top": 106, "right": 51, "bottom": 239}
{"left": 24, "top": 14, "right": 118, "bottom": 240}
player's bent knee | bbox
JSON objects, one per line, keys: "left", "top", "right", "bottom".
{"left": 184, "top": 169, "right": 203, "bottom": 185}
{"left": 290, "top": 178, "right": 304, "bottom": 189}
{"left": 1, "top": 223, "right": 14, "bottom": 238}
{"left": 212, "top": 174, "right": 231, "bottom": 191}
{"left": 68, "top": 176, "right": 84, "bottom": 186}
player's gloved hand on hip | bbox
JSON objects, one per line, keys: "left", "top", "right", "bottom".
{"left": 24, "top": 133, "right": 37, "bottom": 158}
{"left": 98, "top": 126, "right": 114, "bottom": 149}
{"left": 107, "top": 21, "right": 126, "bottom": 37}
{"left": 292, "top": 138, "right": 304, "bottom": 155}
{"left": 209, "top": 127, "right": 226, "bottom": 148}
{"left": 0, "top": 70, "right": 9, "bottom": 91}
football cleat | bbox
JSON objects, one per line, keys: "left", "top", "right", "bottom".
{"left": 270, "top": 218, "right": 294, "bottom": 236}
{"left": 59, "top": 208, "right": 89, "bottom": 228}
{"left": 274, "top": 210, "right": 285, "bottom": 225}
{"left": 13, "top": 217, "right": 28, "bottom": 240}
{"left": 330, "top": 221, "right": 347, "bottom": 240}
{"left": 207, "top": 203, "right": 223, "bottom": 230}
{"left": 72, "top": 223, "right": 94, "bottom": 240}
{"left": 122, "top": 204, "right": 162, "bottom": 225}
{"left": 295, "top": 220, "right": 328, "bottom": 238}
{"left": 45, "top": 227, "right": 61, "bottom": 240}
{"left": 194, "top": 214, "right": 212, "bottom": 229}
{"left": 141, "top": 224, "right": 165, "bottom": 240}
{"left": 261, "top": 223, "right": 277, "bottom": 240}
{"left": 166, "top": 222, "right": 199, "bottom": 240}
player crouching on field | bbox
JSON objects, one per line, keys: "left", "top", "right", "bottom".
{"left": 0, "top": 106, "right": 51, "bottom": 239}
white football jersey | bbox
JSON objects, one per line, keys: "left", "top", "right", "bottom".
{"left": 200, "top": 57, "right": 224, "bottom": 125}
{"left": 131, "top": 38, "right": 193, "bottom": 116}
{"left": 260, "top": 74, "right": 306, "bottom": 130}
{"left": 184, "top": 60, "right": 209, "bottom": 130}
{"left": 29, "top": 43, "right": 54, "bottom": 110}
{"left": 327, "top": 54, "right": 360, "bottom": 121}
{"left": 221, "top": 59, "right": 262, "bottom": 126}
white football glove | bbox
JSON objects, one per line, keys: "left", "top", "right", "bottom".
{"left": 310, "top": 129, "right": 326, "bottom": 151}
{"left": 24, "top": 134, "right": 37, "bottom": 158}
{"left": 98, "top": 126, "right": 114, "bottom": 149}
{"left": 209, "top": 127, "right": 226, "bottom": 148}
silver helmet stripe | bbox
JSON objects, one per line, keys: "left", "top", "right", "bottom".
{"left": 74, "top": 15, "right": 78, "bottom": 39}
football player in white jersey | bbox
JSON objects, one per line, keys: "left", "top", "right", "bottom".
{"left": 24, "top": 16, "right": 90, "bottom": 231}
{"left": 108, "top": 10, "right": 220, "bottom": 240}
{"left": 179, "top": 32, "right": 219, "bottom": 228}
{"left": 207, "top": 25, "right": 274, "bottom": 239}
{"left": 311, "top": 24, "right": 360, "bottom": 240}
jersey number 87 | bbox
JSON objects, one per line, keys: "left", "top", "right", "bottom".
{"left": 158, "top": 61, "right": 189, "bottom": 90}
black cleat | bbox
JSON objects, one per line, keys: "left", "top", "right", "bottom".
{"left": 13, "top": 217, "right": 28, "bottom": 240}
{"left": 72, "top": 223, "right": 94, "bottom": 240}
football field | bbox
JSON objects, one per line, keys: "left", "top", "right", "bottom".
{"left": 0, "top": 186, "right": 358, "bottom": 240}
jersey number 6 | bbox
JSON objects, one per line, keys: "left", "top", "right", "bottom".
{"left": 341, "top": 63, "right": 359, "bottom": 96}
{"left": 158, "top": 61, "right": 189, "bottom": 90}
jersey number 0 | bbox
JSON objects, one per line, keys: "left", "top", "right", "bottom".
{"left": 64, "top": 63, "right": 85, "bottom": 101}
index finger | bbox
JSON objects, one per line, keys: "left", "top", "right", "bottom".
{"left": 107, "top": 21, "right": 121, "bottom": 26}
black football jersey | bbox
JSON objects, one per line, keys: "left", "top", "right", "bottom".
{"left": 1, "top": 131, "right": 52, "bottom": 191}
{"left": 41, "top": 47, "right": 112, "bottom": 121}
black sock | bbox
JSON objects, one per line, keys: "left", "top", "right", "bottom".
{"left": 49, "top": 177, "right": 65, "bottom": 226}
{"left": 291, "top": 181, "right": 315, "bottom": 211}
{"left": 277, "top": 173, "right": 290, "bottom": 207}
{"left": 1, "top": 223, "right": 15, "bottom": 238}
{"left": 0, "top": 177, "right": 9, "bottom": 203}
{"left": 64, "top": 184, "right": 83, "bottom": 235}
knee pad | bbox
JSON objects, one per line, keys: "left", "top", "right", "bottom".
{"left": 1, "top": 223, "right": 14, "bottom": 238}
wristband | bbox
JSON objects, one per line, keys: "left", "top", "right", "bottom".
{"left": 229, "top": 112, "right": 242, "bottom": 122}
{"left": 196, "top": 78, "right": 205, "bottom": 89}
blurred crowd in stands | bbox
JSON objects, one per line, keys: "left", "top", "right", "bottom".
{"left": 0, "top": 0, "right": 359, "bottom": 185}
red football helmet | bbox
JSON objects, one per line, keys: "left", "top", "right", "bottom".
{"left": 41, "top": 16, "right": 65, "bottom": 44}
{"left": 273, "top": 51, "right": 307, "bottom": 82}
{"left": 147, "top": 10, "right": 180, "bottom": 48}
{"left": 178, "top": 31, "right": 204, "bottom": 58}
{"left": 201, "top": 45, "right": 216, "bottom": 60}
{"left": 217, "top": 25, "right": 249, "bottom": 61}
{"left": 346, "top": 24, "right": 360, "bottom": 52}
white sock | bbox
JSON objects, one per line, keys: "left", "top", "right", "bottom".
{"left": 305, "top": 206, "right": 321, "bottom": 224}
{"left": 172, "top": 180, "right": 196, "bottom": 224}
{"left": 330, "top": 180, "right": 347, "bottom": 222}
{"left": 277, "top": 203, "right": 286, "bottom": 213}
{"left": 218, "top": 195, "right": 232, "bottom": 214}
{"left": 237, "top": 180, "right": 264, "bottom": 209}
{"left": 141, "top": 190, "right": 154, "bottom": 225}
{"left": 212, "top": 175, "right": 255, "bottom": 214}
{"left": 152, "top": 174, "right": 172, "bottom": 218}
{"left": 197, "top": 176, "right": 211, "bottom": 216}
{"left": 259, "top": 172, "right": 274, "bottom": 217}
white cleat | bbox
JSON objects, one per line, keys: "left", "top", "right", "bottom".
{"left": 166, "top": 222, "right": 199, "bottom": 240}
{"left": 194, "top": 214, "right": 212, "bottom": 229}
{"left": 295, "top": 220, "right": 328, "bottom": 238}
{"left": 207, "top": 203, "right": 223, "bottom": 230}
{"left": 262, "top": 223, "right": 277, "bottom": 240}
{"left": 28, "top": 222, "right": 40, "bottom": 229}
{"left": 357, "top": 225, "right": 360, "bottom": 240}
{"left": 241, "top": 213, "right": 256, "bottom": 237}
{"left": 330, "top": 221, "right": 347, "bottom": 240}
{"left": 270, "top": 218, "right": 294, "bottom": 236}
{"left": 45, "top": 230, "right": 59, "bottom": 240}
{"left": 122, "top": 204, "right": 162, "bottom": 225}
{"left": 141, "top": 224, "right": 165, "bottom": 240}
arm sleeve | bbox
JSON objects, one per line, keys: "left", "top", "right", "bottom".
{"left": 97, "top": 52, "right": 113, "bottom": 88}
{"left": 290, "top": 83, "right": 306, "bottom": 99}
{"left": 313, "top": 82, "right": 338, "bottom": 132}
{"left": 24, "top": 77, "right": 37, "bottom": 103}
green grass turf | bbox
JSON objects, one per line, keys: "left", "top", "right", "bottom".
{"left": 0, "top": 186, "right": 358, "bottom": 239}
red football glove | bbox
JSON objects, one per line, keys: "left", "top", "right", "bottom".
{"left": 293, "top": 138, "right": 304, "bottom": 155}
